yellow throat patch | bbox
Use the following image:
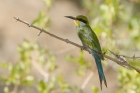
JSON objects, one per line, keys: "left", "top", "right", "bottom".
{"left": 74, "top": 20, "right": 80, "bottom": 26}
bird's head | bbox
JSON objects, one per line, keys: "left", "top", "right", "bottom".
{"left": 65, "top": 15, "right": 89, "bottom": 26}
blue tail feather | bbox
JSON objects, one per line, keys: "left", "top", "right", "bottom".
{"left": 89, "top": 49, "right": 107, "bottom": 90}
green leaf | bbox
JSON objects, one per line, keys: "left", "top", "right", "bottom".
{"left": 91, "top": 86, "right": 99, "bottom": 93}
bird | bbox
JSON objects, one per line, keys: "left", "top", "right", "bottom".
{"left": 65, "top": 15, "right": 107, "bottom": 90}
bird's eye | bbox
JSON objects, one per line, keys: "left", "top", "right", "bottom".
{"left": 78, "top": 18, "right": 87, "bottom": 24}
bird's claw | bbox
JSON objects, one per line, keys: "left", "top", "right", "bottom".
{"left": 81, "top": 46, "right": 86, "bottom": 50}
{"left": 103, "top": 52, "right": 106, "bottom": 55}
{"left": 81, "top": 46, "right": 91, "bottom": 54}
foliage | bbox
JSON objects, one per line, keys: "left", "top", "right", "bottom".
{"left": 82, "top": 0, "right": 140, "bottom": 93}
{"left": 32, "top": 0, "right": 52, "bottom": 30}
{"left": 0, "top": 40, "right": 81, "bottom": 93}
{"left": 82, "top": 0, "right": 140, "bottom": 51}
{"left": 66, "top": 50, "right": 91, "bottom": 76}
{"left": 0, "top": 40, "right": 55, "bottom": 93}
{"left": 117, "top": 68, "right": 140, "bottom": 93}
{"left": 0, "top": 0, "right": 140, "bottom": 93}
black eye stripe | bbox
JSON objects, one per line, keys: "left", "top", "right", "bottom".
{"left": 77, "top": 18, "right": 87, "bottom": 23}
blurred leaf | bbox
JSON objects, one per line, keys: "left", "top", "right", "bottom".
{"left": 21, "top": 75, "right": 34, "bottom": 85}
{"left": 66, "top": 50, "right": 91, "bottom": 76}
{"left": 38, "top": 80, "right": 48, "bottom": 93}
{"left": 32, "top": 11, "right": 50, "bottom": 30}
{"left": 117, "top": 67, "right": 140, "bottom": 93}
{"left": 4, "top": 86, "right": 9, "bottom": 93}
{"left": 43, "top": 0, "right": 52, "bottom": 6}
{"left": 91, "top": 86, "right": 99, "bottom": 93}
{"left": 0, "top": 62, "right": 8, "bottom": 69}
{"left": 57, "top": 74, "right": 72, "bottom": 93}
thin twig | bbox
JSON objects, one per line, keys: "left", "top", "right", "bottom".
{"left": 11, "top": 85, "right": 18, "bottom": 93}
{"left": 14, "top": 17, "right": 140, "bottom": 74}
{"left": 81, "top": 72, "right": 94, "bottom": 90}
{"left": 119, "top": 54, "right": 140, "bottom": 60}
{"left": 108, "top": 50, "right": 140, "bottom": 73}
{"left": 32, "top": 60, "right": 49, "bottom": 82}
{"left": 31, "top": 52, "right": 49, "bottom": 82}
{"left": 108, "top": 50, "right": 140, "bottom": 60}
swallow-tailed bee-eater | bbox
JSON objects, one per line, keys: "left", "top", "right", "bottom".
{"left": 65, "top": 15, "right": 107, "bottom": 90}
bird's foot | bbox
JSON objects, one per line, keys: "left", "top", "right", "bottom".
{"left": 81, "top": 46, "right": 86, "bottom": 50}
{"left": 81, "top": 46, "right": 91, "bottom": 54}
{"left": 101, "top": 51, "right": 107, "bottom": 60}
{"left": 103, "top": 50, "right": 107, "bottom": 55}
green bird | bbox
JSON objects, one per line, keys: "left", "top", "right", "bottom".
{"left": 65, "top": 15, "right": 107, "bottom": 89}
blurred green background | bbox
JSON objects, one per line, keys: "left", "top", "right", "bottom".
{"left": 0, "top": 0, "right": 140, "bottom": 93}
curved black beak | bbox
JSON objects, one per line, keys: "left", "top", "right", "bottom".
{"left": 64, "top": 16, "right": 77, "bottom": 20}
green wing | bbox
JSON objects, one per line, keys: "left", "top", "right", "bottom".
{"left": 77, "top": 25, "right": 102, "bottom": 53}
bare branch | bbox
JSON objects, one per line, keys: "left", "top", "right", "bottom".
{"left": 38, "top": 31, "right": 42, "bottom": 36}
{"left": 14, "top": 17, "right": 140, "bottom": 74}
{"left": 13, "top": 17, "right": 83, "bottom": 50}
{"left": 119, "top": 54, "right": 140, "bottom": 60}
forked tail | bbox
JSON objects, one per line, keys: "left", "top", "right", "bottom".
{"left": 90, "top": 49, "right": 107, "bottom": 90}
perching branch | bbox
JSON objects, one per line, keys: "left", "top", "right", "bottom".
{"left": 14, "top": 17, "right": 140, "bottom": 74}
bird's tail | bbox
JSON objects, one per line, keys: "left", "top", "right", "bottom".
{"left": 90, "top": 49, "right": 107, "bottom": 90}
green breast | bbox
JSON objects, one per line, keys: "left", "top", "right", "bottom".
{"left": 76, "top": 25, "right": 102, "bottom": 53}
